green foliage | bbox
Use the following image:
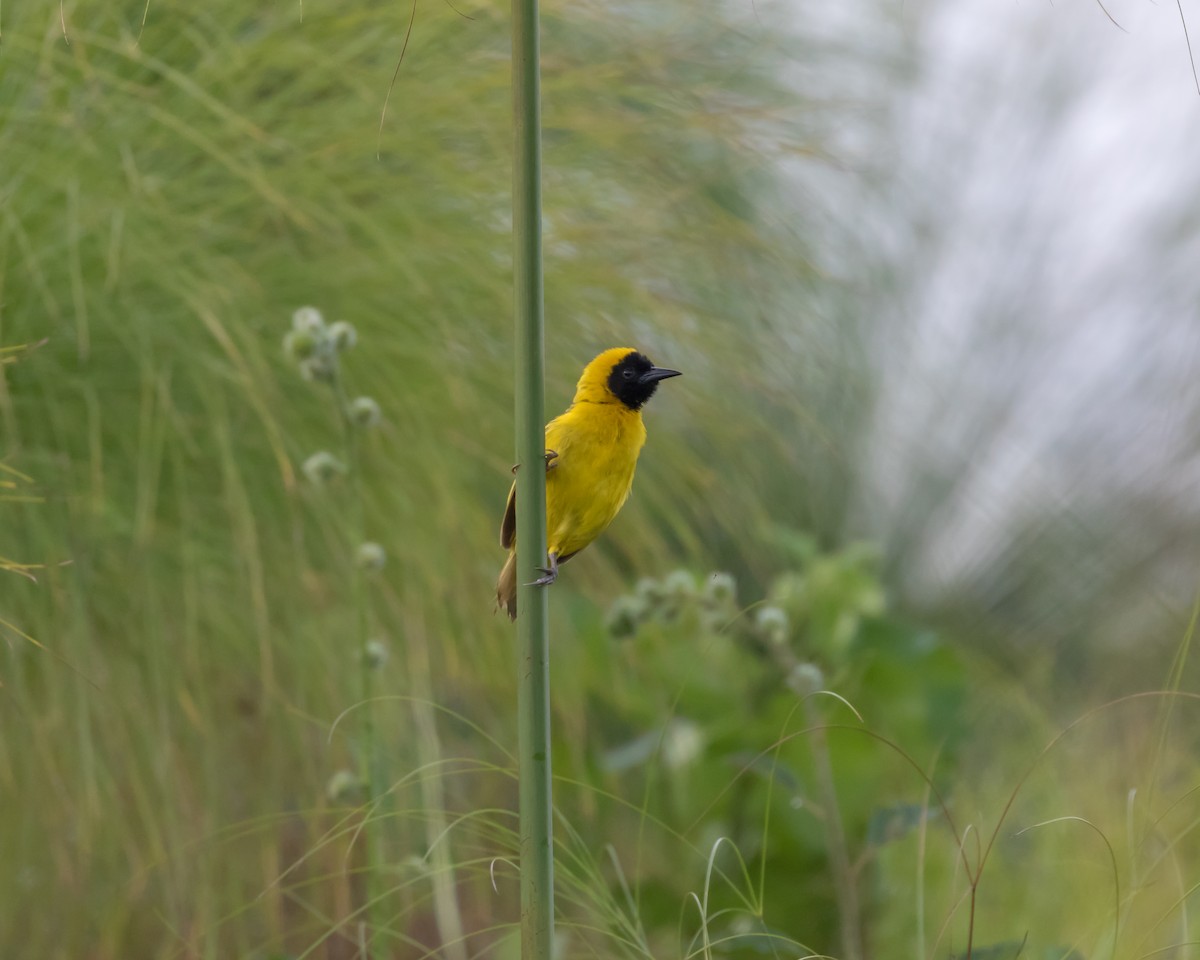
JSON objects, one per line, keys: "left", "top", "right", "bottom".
{"left": 592, "top": 544, "right": 966, "bottom": 954}
{"left": 0, "top": 0, "right": 847, "bottom": 953}
{"left": 2, "top": 1, "right": 1200, "bottom": 958}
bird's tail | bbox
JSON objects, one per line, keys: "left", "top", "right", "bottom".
{"left": 495, "top": 551, "right": 518, "bottom": 621}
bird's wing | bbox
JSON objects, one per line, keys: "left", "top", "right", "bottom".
{"left": 500, "top": 481, "right": 517, "bottom": 549}
{"left": 499, "top": 443, "right": 560, "bottom": 550}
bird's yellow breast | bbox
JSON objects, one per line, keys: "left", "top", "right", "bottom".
{"left": 543, "top": 400, "right": 647, "bottom": 559}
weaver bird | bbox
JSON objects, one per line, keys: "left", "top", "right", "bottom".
{"left": 496, "top": 347, "right": 681, "bottom": 620}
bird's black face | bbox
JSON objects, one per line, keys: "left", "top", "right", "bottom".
{"left": 607, "top": 351, "right": 682, "bottom": 410}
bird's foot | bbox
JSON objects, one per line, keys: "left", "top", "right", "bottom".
{"left": 526, "top": 553, "right": 559, "bottom": 587}
{"left": 511, "top": 449, "right": 559, "bottom": 476}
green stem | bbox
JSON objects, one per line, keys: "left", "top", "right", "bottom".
{"left": 511, "top": 0, "right": 554, "bottom": 953}
{"left": 777, "top": 649, "right": 862, "bottom": 960}
{"left": 801, "top": 693, "right": 863, "bottom": 960}
{"left": 333, "top": 371, "right": 385, "bottom": 959}
{"left": 408, "top": 627, "right": 468, "bottom": 960}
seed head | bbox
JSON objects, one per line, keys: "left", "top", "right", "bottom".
{"left": 363, "top": 638, "right": 389, "bottom": 669}
{"left": 704, "top": 571, "right": 737, "bottom": 607}
{"left": 292, "top": 306, "right": 326, "bottom": 332}
{"left": 663, "top": 569, "right": 698, "bottom": 598}
{"left": 755, "top": 605, "right": 790, "bottom": 646}
{"left": 606, "top": 595, "right": 645, "bottom": 639}
{"left": 662, "top": 718, "right": 705, "bottom": 769}
{"left": 326, "top": 769, "right": 360, "bottom": 803}
{"left": 329, "top": 321, "right": 358, "bottom": 351}
{"left": 299, "top": 354, "right": 337, "bottom": 383}
{"left": 786, "top": 662, "right": 825, "bottom": 697}
{"left": 349, "top": 396, "right": 382, "bottom": 428}
{"left": 356, "top": 541, "right": 387, "bottom": 572}
{"left": 283, "top": 327, "right": 321, "bottom": 362}
{"left": 302, "top": 450, "right": 347, "bottom": 486}
{"left": 635, "top": 577, "right": 665, "bottom": 606}
{"left": 657, "top": 569, "right": 698, "bottom": 620}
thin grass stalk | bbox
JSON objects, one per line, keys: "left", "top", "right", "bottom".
{"left": 511, "top": 0, "right": 555, "bottom": 953}
{"left": 800, "top": 694, "right": 864, "bottom": 960}
{"left": 407, "top": 611, "right": 468, "bottom": 960}
{"left": 333, "top": 372, "right": 385, "bottom": 959}
{"left": 777, "top": 648, "right": 863, "bottom": 960}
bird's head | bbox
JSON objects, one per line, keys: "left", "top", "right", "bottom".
{"left": 573, "top": 347, "right": 681, "bottom": 411}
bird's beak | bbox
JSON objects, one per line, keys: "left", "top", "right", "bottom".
{"left": 640, "top": 366, "right": 682, "bottom": 385}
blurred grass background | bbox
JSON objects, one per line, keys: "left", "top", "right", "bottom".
{"left": 3, "top": 0, "right": 1199, "bottom": 957}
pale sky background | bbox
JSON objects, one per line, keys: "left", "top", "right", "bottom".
{"left": 820, "top": 0, "right": 1200, "bottom": 648}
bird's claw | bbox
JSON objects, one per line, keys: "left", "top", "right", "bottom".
{"left": 525, "top": 555, "right": 559, "bottom": 587}
{"left": 511, "top": 450, "right": 559, "bottom": 476}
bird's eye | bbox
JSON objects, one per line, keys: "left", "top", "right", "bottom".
{"left": 622, "top": 369, "right": 635, "bottom": 380}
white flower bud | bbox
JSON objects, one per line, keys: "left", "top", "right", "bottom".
{"left": 349, "top": 396, "right": 381, "bottom": 428}
{"left": 302, "top": 451, "right": 347, "bottom": 485}
{"left": 356, "top": 541, "right": 386, "bottom": 572}
{"left": 326, "top": 769, "right": 360, "bottom": 802}
{"left": 292, "top": 306, "right": 326, "bottom": 332}
{"left": 755, "top": 605, "right": 789, "bottom": 646}
{"left": 329, "top": 321, "right": 358, "bottom": 351}
{"left": 363, "top": 638, "right": 389, "bottom": 669}
{"left": 787, "top": 662, "right": 825, "bottom": 697}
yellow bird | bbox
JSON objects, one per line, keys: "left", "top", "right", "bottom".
{"left": 496, "top": 347, "right": 681, "bottom": 619}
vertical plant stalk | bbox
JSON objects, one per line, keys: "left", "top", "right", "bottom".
{"left": 334, "top": 374, "right": 385, "bottom": 958}
{"left": 801, "top": 694, "right": 864, "bottom": 960}
{"left": 407, "top": 611, "right": 468, "bottom": 960}
{"left": 779, "top": 649, "right": 863, "bottom": 960}
{"left": 511, "top": 0, "right": 555, "bottom": 952}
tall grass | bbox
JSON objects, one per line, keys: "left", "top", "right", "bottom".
{"left": 1, "top": 1, "right": 838, "bottom": 954}
{"left": 3, "top": 1, "right": 1199, "bottom": 958}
